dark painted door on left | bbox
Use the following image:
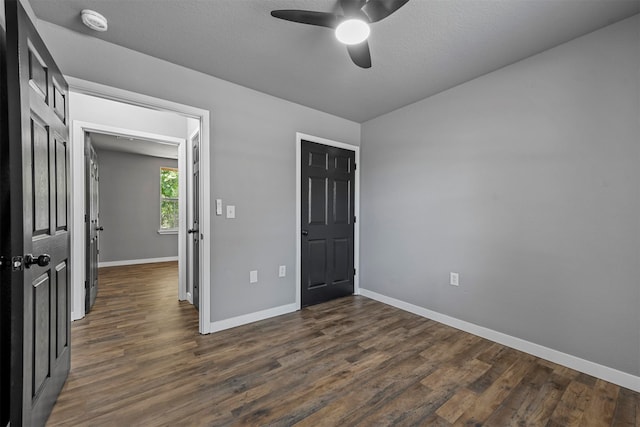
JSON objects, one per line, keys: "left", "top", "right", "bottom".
{"left": 4, "top": 0, "right": 71, "bottom": 425}
{"left": 190, "top": 131, "right": 200, "bottom": 310}
{"left": 85, "top": 133, "right": 99, "bottom": 313}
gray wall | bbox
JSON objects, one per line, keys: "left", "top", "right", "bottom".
{"left": 361, "top": 15, "right": 640, "bottom": 376}
{"left": 96, "top": 148, "right": 178, "bottom": 263}
{"left": 37, "top": 21, "right": 361, "bottom": 321}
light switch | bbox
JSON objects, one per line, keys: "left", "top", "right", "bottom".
{"left": 215, "top": 199, "right": 223, "bottom": 215}
{"left": 226, "top": 205, "right": 236, "bottom": 219}
{"left": 279, "top": 265, "right": 286, "bottom": 277}
{"left": 250, "top": 270, "right": 258, "bottom": 283}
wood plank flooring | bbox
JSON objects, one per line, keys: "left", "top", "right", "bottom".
{"left": 47, "top": 262, "right": 639, "bottom": 426}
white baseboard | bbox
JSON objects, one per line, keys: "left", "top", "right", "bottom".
{"left": 98, "top": 256, "right": 178, "bottom": 268}
{"left": 360, "top": 288, "right": 640, "bottom": 393}
{"left": 209, "top": 303, "right": 298, "bottom": 334}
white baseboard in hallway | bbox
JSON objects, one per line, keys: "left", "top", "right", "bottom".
{"left": 98, "top": 256, "right": 178, "bottom": 268}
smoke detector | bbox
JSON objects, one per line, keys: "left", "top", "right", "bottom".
{"left": 81, "top": 9, "right": 108, "bottom": 32}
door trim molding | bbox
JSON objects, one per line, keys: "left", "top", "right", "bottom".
{"left": 67, "top": 77, "right": 212, "bottom": 334}
{"left": 295, "top": 133, "right": 360, "bottom": 310}
{"left": 72, "top": 121, "right": 186, "bottom": 318}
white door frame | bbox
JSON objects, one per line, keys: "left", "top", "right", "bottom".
{"left": 73, "top": 123, "right": 186, "bottom": 316}
{"left": 67, "top": 77, "right": 212, "bottom": 334}
{"left": 295, "top": 132, "right": 360, "bottom": 310}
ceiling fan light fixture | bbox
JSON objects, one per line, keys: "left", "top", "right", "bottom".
{"left": 81, "top": 9, "right": 108, "bottom": 32}
{"left": 335, "top": 19, "right": 370, "bottom": 45}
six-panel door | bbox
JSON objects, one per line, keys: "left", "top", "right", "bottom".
{"left": 6, "top": 1, "right": 71, "bottom": 424}
{"left": 301, "top": 140, "right": 355, "bottom": 307}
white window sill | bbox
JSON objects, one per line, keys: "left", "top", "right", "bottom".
{"left": 158, "top": 229, "right": 178, "bottom": 235}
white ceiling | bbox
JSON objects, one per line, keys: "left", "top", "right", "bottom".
{"left": 30, "top": 0, "right": 640, "bottom": 123}
{"left": 90, "top": 132, "right": 178, "bottom": 160}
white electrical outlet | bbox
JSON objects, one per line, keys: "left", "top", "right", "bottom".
{"left": 250, "top": 270, "right": 258, "bottom": 283}
{"left": 279, "top": 265, "right": 286, "bottom": 277}
{"left": 226, "top": 205, "right": 236, "bottom": 219}
{"left": 450, "top": 272, "right": 459, "bottom": 286}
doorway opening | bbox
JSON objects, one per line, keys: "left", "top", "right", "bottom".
{"left": 83, "top": 129, "right": 188, "bottom": 315}
{"left": 68, "top": 78, "right": 212, "bottom": 333}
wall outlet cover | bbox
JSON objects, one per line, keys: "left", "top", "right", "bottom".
{"left": 450, "top": 272, "right": 459, "bottom": 286}
{"left": 226, "top": 205, "right": 236, "bottom": 219}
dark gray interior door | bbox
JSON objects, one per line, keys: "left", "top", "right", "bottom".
{"left": 301, "top": 140, "right": 355, "bottom": 307}
{"left": 190, "top": 131, "right": 200, "bottom": 310}
{"left": 85, "top": 133, "right": 99, "bottom": 313}
{"left": 1, "top": 14, "right": 12, "bottom": 426}
{"left": 5, "top": 0, "right": 71, "bottom": 425}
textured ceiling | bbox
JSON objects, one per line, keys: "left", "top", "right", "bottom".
{"left": 30, "top": 0, "right": 640, "bottom": 123}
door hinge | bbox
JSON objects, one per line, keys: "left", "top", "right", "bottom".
{"left": 353, "top": 268, "right": 357, "bottom": 276}
{"left": 354, "top": 216, "right": 356, "bottom": 224}
{"left": 85, "top": 214, "right": 88, "bottom": 223}
{"left": 354, "top": 163, "right": 357, "bottom": 170}
{"left": 1, "top": 256, "right": 24, "bottom": 271}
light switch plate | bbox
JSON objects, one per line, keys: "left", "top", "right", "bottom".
{"left": 250, "top": 270, "right": 258, "bottom": 283}
{"left": 215, "top": 199, "right": 223, "bottom": 215}
{"left": 226, "top": 205, "right": 236, "bottom": 219}
{"left": 279, "top": 265, "right": 286, "bottom": 277}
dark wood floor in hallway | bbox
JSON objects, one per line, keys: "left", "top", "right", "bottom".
{"left": 47, "top": 262, "right": 638, "bottom": 426}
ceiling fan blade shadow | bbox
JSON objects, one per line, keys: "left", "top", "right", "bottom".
{"left": 271, "top": 10, "right": 339, "bottom": 28}
{"left": 361, "top": 0, "right": 410, "bottom": 22}
{"left": 347, "top": 41, "right": 372, "bottom": 68}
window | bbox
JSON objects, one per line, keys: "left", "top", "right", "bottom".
{"left": 160, "top": 167, "right": 179, "bottom": 230}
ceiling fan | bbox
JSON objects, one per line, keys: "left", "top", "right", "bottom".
{"left": 271, "top": 0, "right": 410, "bottom": 69}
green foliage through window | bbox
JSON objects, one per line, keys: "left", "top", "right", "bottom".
{"left": 160, "top": 168, "right": 179, "bottom": 230}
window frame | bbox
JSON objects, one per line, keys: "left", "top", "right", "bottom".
{"left": 159, "top": 166, "right": 179, "bottom": 233}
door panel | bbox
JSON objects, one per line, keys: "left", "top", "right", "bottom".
{"left": 5, "top": 1, "right": 71, "bottom": 425}
{"left": 85, "top": 134, "right": 99, "bottom": 312}
{"left": 55, "top": 262, "right": 68, "bottom": 357}
{"left": 32, "top": 273, "right": 50, "bottom": 397}
{"left": 191, "top": 131, "right": 200, "bottom": 310}
{"left": 55, "top": 136, "right": 67, "bottom": 231}
{"left": 301, "top": 140, "right": 355, "bottom": 307}
{"left": 333, "top": 179, "right": 350, "bottom": 224}
{"left": 1, "top": 18, "right": 11, "bottom": 425}
{"left": 308, "top": 240, "right": 327, "bottom": 287}
{"left": 32, "top": 118, "right": 50, "bottom": 234}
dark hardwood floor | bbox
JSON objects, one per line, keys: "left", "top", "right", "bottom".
{"left": 47, "top": 262, "right": 639, "bottom": 426}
